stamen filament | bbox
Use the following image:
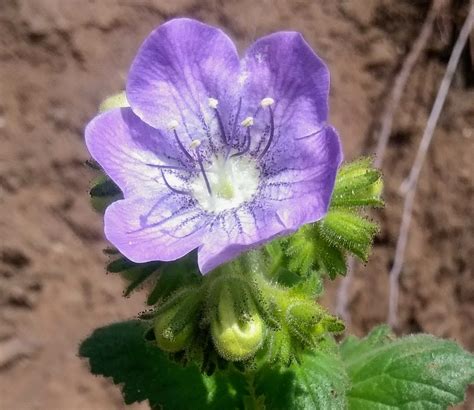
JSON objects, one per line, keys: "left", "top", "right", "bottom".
{"left": 231, "top": 127, "right": 252, "bottom": 158}
{"left": 196, "top": 149, "right": 212, "bottom": 195}
{"left": 173, "top": 129, "right": 194, "bottom": 162}
{"left": 215, "top": 110, "right": 228, "bottom": 145}
{"left": 231, "top": 98, "right": 242, "bottom": 144}
{"left": 146, "top": 163, "right": 190, "bottom": 172}
{"left": 259, "top": 106, "right": 275, "bottom": 159}
{"left": 160, "top": 169, "right": 189, "bottom": 195}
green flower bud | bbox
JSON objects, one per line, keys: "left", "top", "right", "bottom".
{"left": 286, "top": 300, "right": 324, "bottom": 343}
{"left": 153, "top": 287, "right": 201, "bottom": 353}
{"left": 330, "top": 157, "right": 384, "bottom": 208}
{"left": 319, "top": 210, "right": 379, "bottom": 262}
{"left": 98, "top": 91, "right": 130, "bottom": 113}
{"left": 211, "top": 285, "right": 265, "bottom": 361}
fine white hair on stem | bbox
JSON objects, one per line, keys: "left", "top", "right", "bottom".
{"left": 388, "top": 4, "right": 474, "bottom": 328}
{"left": 335, "top": 0, "right": 444, "bottom": 324}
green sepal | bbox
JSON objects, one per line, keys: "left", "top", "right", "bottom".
{"left": 122, "top": 264, "right": 162, "bottom": 297}
{"left": 106, "top": 256, "right": 137, "bottom": 273}
{"left": 258, "top": 329, "right": 293, "bottom": 366}
{"left": 89, "top": 174, "right": 123, "bottom": 213}
{"left": 106, "top": 256, "right": 162, "bottom": 297}
{"left": 147, "top": 255, "right": 201, "bottom": 306}
{"left": 318, "top": 210, "right": 379, "bottom": 262}
{"left": 284, "top": 225, "right": 347, "bottom": 279}
{"left": 153, "top": 286, "right": 202, "bottom": 352}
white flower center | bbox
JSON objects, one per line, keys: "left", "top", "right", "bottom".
{"left": 190, "top": 155, "right": 260, "bottom": 213}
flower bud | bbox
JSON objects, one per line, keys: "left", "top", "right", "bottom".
{"left": 286, "top": 300, "right": 324, "bottom": 342}
{"left": 153, "top": 287, "right": 200, "bottom": 353}
{"left": 98, "top": 91, "right": 129, "bottom": 113}
{"left": 331, "top": 157, "right": 383, "bottom": 208}
{"left": 210, "top": 284, "right": 265, "bottom": 361}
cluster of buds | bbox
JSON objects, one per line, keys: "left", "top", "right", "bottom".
{"left": 138, "top": 251, "right": 344, "bottom": 367}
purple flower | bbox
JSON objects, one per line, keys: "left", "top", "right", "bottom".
{"left": 85, "top": 18, "right": 342, "bottom": 274}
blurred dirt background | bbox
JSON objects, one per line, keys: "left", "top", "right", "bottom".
{"left": 0, "top": 0, "right": 472, "bottom": 409}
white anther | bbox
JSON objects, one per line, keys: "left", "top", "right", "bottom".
{"left": 189, "top": 139, "right": 202, "bottom": 150}
{"left": 208, "top": 98, "right": 219, "bottom": 109}
{"left": 260, "top": 97, "right": 275, "bottom": 108}
{"left": 241, "top": 116, "right": 254, "bottom": 127}
{"left": 167, "top": 119, "right": 179, "bottom": 130}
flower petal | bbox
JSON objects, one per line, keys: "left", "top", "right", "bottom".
{"left": 260, "top": 126, "right": 342, "bottom": 228}
{"left": 198, "top": 206, "right": 292, "bottom": 273}
{"left": 240, "top": 31, "right": 329, "bottom": 141}
{"left": 105, "top": 194, "right": 208, "bottom": 263}
{"left": 127, "top": 18, "right": 240, "bottom": 135}
{"left": 85, "top": 107, "right": 194, "bottom": 197}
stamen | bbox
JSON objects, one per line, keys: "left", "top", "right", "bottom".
{"left": 260, "top": 97, "right": 275, "bottom": 108}
{"left": 208, "top": 98, "right": 219, "bottom": 109}
{"left": 167, "top": 119, "right": 179, "bottom": 130}
{"left": 258, "top": 105, "right": 275, "bottom": 159}
{"left": 190, "top": 140, "right": 212, "bottom": 196}
{"left": 173, "top": 129, "right": 194, "bottom": 162}
{"left": 241, "top": 116, "right": 254, "bottom": 127}
{"left": 231, "top": 127, "right": 252, "bottom": 158}
{"left": 160, "top": 169, "right": 189, "bottom": 195}
{"left": 189, "top": 139, "right": 202, "bottom": 150}
{"left": 209, "top": 97, "right": 228, "bottom": 145}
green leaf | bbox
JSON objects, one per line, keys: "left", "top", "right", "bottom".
{"left": 254, "top": 344, "right": 349, "bottom": 409}
{"left": 341, "top": 325, "right": 474, "bottom": 409}
{"left": 79, "top": 320, "right": 248, "bottom": 409}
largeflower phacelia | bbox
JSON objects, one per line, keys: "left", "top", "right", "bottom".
{"left": 85, "top": 18, "right": 342, "bottom": 273}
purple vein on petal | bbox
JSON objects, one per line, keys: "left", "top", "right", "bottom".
{"left": 163, "top": 213, "right": 207, "bottom": 239}
{"left": 129, "top": 207, "right": 194, "bottom": 234}
{"left": 295, "top": 124, "right": 327, "bottom": 140}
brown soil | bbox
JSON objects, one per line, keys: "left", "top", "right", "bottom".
{"left": 0, "top": 0, "right": 472, "bottom": 409}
